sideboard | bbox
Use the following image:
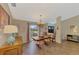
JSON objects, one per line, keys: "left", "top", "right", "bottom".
{"left": 67, "top": 34, "right": 79, "bottom": 42}
{"left": 0, "top": 36, "right": 23, "bottom": 55}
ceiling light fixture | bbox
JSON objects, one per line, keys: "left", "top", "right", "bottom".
{"left": 11, "top": 3, "right": 16, "bottom": 7}
{"left": 37, "top": 15, "right": 45, "bottom": 36}
{"left": 37, "top": 15, "right": 45, "bottom": 26}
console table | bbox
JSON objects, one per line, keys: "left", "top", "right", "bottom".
{"left": 0, "top": 36, "right": 23, "bottom": 55}
{"left": 67, "top": 34, "right": 79, "bottom": 42}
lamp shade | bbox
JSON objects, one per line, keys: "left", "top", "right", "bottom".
{"left": 3, "top": 25, "right": 18, "bottom": 33}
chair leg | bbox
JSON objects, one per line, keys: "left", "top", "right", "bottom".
{"left": 44, "top": 41, "right": 49, "bottom": 46}
{"left": 52, "top": 39, "right": 53, "bottom": 42}
{"left": 36, "top": 44, "right": 42, "bottom": 49}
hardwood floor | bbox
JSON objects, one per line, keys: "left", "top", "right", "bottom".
{"left": 22, "top": 41, "right": 79, "bottom": 55}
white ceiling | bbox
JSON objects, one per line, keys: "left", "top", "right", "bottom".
{"left": 8, "top": 3, "right": 79, "bottom": 24}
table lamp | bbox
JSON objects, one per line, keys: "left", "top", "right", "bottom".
{"left": 3, "top": 25, "right": 18, "bottom": 45}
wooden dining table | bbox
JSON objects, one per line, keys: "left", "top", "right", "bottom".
{"left": 32, "top": 36, "right": 45, "bottom": 48}
{"left": 32, "top": 35, "right": 54, "bottom": 47}
{"left": 32, "top": 36, "right": 44, "bottom": 41}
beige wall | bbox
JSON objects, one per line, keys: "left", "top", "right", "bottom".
{"left": 0, "top": 3, "right": 13, "bottom": 46}
{"left": 0, "top": 3, "right": 28, "bottom": 44}
{"left": 0, "top": 3, "right": 13, "bottom": 23}
{"left": 0, "top": 3, "right": 11, "bottom": 15}
{"left": 11, "top": 19, "right": 28, "bottom": 43}
{"left": 61, "top": 15, "right": 79, "bottom": 39}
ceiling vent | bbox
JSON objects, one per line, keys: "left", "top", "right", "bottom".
{"left": 11, "top": 3, "right": 16, "bottom": 7}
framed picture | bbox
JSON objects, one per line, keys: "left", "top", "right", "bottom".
{"left": 0, "top": 5, "right": 10, "bottom": 29}
{"left": 48, "top": 26, "right": 54, "bottom": 33}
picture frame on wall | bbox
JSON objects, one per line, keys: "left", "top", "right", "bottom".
{"left": 0, "top": 5, "right": 10, "bottom": 29}
{"left": 48, "top": 26, "right": 54, "bottom": 33}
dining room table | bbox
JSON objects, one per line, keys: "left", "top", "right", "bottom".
{"left": 32, "top": 36, "right": 45, "bottom": 48}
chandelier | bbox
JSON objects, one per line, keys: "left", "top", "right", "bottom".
{"left": 37, "top": 15, "right": 45, "bottom": 26}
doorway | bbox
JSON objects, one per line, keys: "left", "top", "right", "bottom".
{"left": 29, "top": 23, "right": 39, "bottom": 42}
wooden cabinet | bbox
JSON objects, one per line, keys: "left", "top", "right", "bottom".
{"left": 4, "top": 48, "right": 18, "bottom": 55}
{"left": 0, "top": 36, "right": 23, "bottom": 55}
{"left": 67, "top": 34, "right": 79, "bottom": 42}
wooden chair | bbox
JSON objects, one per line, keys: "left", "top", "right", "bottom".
{"left": 48, "top": 33, "right": 55, "bottom": 42}
{"left": 32, "top": 36, "right": 45, "bottom": 49}
{"left": 44, "top": 36, "right": 50, "bottom": 45}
